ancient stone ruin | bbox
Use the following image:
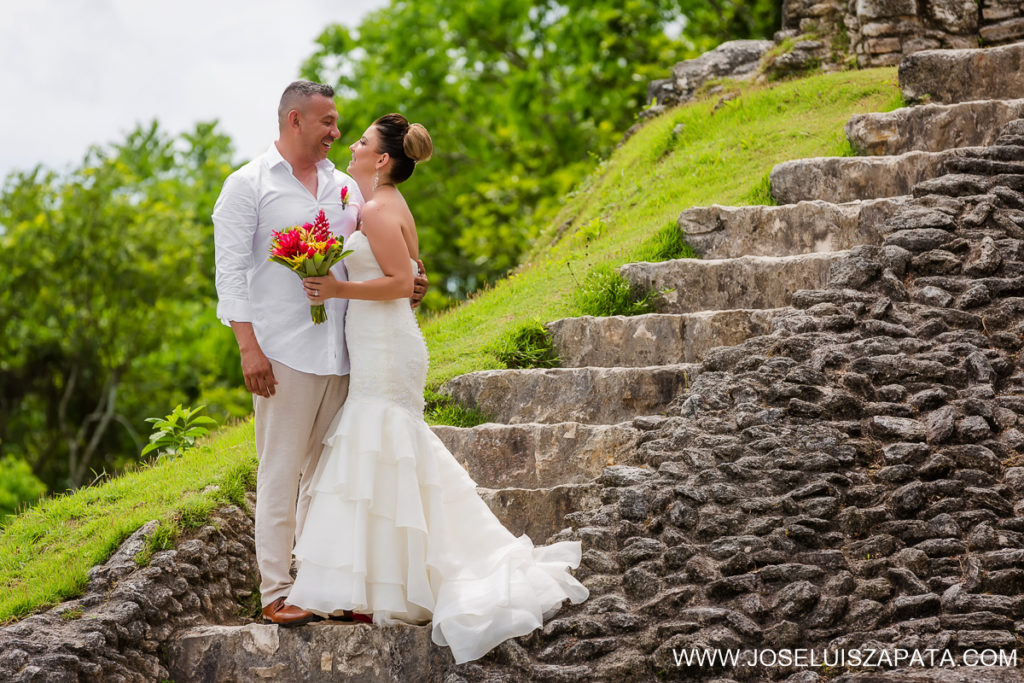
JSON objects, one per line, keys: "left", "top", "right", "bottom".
{"left": 2, "top": 39, "right": 1024, "bottom": 683}
{"left": 648, "top": 1, "right": 1024, "bottom": 111}
{"left": 785, "top": 0, "right": 1024, "bottom": 67}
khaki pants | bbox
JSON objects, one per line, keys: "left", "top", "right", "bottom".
{"left": 253, "top": 360, "right": 349, "bottom": 607}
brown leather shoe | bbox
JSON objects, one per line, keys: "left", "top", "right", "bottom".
{"left": 261, "top": 597, "right": 321, "bottom": 627}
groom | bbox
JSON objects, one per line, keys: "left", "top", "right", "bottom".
{"left": 213, "top": 80, "right": 428, "bottom": 625}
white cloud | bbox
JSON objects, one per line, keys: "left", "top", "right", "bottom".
{"left": 0, "top": 0, "right": 387, "bottom": 178}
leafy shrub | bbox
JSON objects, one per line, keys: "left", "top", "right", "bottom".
{"left": 141, "top": 404, "right": 217, "bottom": 461}
{"left": 489, "top": 320, "right": 559, "bottom": 369}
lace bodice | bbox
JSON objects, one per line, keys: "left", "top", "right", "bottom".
{"left": 343, "top": 230, "right": 427, "bottom": 415}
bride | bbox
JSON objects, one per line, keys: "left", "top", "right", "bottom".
{"left": 288, "top": 113, "right": 589, "bottom": 664}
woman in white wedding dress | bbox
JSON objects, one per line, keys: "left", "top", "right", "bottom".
{"left": 288, "top": 114, "right": 588, "bottom": 664}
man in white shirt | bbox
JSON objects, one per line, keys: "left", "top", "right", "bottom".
{"left": 213, "top": 81, "right": 427, "bottom": 626}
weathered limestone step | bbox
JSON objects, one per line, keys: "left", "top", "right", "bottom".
{"left": 167, "top": 622, "right": 452, "bottom": 682}
{"left": 546, "top": 309, "right": 788, "bottom": 367}
{"left": 846, "top": 99, "right": 1024, "bottom": 156}
{"left": 770, "top": 148, "right": 986, "bottom": 205}
{"left": 479, "top": 482, "right": 601, "bottom": 542}
{"left": 441, "top": 364, "right": 699, "bottom": 425}
{"left": 680, "top": 198, "right": 904, "bottom": 258}
{"left": 620, "top": 252, "right": 844, "bottom": 314}
{"left": 900, "top": 42, "right": 1024, "bottom": 105}
{"left": 432, "top": 421, "right": 640, "bottom": 488}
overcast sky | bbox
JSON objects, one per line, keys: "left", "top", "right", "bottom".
{"left": 0, "top": 0, "right": 388, "bottom": 179}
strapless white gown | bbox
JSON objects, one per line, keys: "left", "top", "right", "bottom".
{"left": 288, "top": 230, "right": 588, "bottom": 664}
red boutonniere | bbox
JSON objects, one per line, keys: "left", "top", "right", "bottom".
{"left": 340, "top": 185, "right": 350, "bottom": 210}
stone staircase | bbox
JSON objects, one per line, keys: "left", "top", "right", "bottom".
{"left": 162, "top": 43, "right": 1024, "bottom": 682}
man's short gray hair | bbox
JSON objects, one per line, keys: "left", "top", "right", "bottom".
{"left": 278, "top": 80, "right": 335, "bottom": 126}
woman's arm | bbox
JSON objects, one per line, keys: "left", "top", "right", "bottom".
{"left": 303, "top": 203, "right": 414, "bottom": 302}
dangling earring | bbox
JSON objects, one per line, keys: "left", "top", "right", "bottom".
{"left": 373, "top": 171, "right": 379, "bottom": 191}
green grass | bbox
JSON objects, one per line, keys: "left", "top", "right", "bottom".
{"left": 487, "top": 320, "right": 559, "bottom": 369}
{"left": 419, "top": 67, "right": 901, "bottom": 387}
{"left": 574, "top": 265, "right": 663, "bottom": 317}
{"left": 0, "top": 422, "right": 257, "bottom": 623}
{"left": 0, "top": 66, "right": 902, "bottom": 623}
{"left": 424, "top": 389, "right": 490, "bottom": 427}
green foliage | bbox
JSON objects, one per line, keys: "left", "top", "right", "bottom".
{"left": 573, "top": 264, "right": 662, "bottom": 317}
{"left": 489, "top": 320, "right": 559, "bottom": 369}
{"left": 0, "top": 458, "right": 47, "bottom": 524}
{"left": 424, "top": 389, "right": 490, "bottom": 427}
{"left": 0, "top": 121, "right": 244, "bottom": 489}
{"left": 303, "top": 0, "right": 780, "bottom": 306}
{"left": 141, "top": 404, "right": 217, "bottom": 461}
{"left": 675, "top": 0, "right": 783, "bottom": 53}
{"left": 745, "top": 172, "right": 776, "bottom": 205}
{"left": 636, "top": 220, "right": 697, "bottom": 262}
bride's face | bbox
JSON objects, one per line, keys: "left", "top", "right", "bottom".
{"left": 347, "top": 125, "right": 383, "bottom": 184}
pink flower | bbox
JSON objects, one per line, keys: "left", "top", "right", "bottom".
{"left": 340, "top": 185, "right": 350, "bottom": 209}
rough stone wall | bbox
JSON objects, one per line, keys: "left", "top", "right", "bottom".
{"left": 0, "top": 505, "right": 257, "bottom": 682}
{"left": 783, "top": 0, "right": 1024, "bottom": 68}
{"left": 648, "top": 3, "right": 1024, "bottom": 112}
{"left": 444, "top": 119, "right": 1024, "bottom": 681}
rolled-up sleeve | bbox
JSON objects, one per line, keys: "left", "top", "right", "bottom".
{"left": 213, "top": 173, "right": 257, "bottom": 326}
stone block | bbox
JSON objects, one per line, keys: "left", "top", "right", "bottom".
{"left": 846, "top": 99, "right": 1024, "bottom": 155}
{"left": 620, "top": 252, "right": 843, "bottom": 314}
{"left": 548, "top": 309, "right": 786, "bottom": 367}
{"left": 857, "top": 0, "right": 917, "bottom": 19}
{"left": 442, "top": 364, "right": 700, "bottom": 425}
{"left": 980, "top": 18, "right": 1024, "bottom": 44}
{"left": 865, "top": 37, "right": 904, "bottom": 54}
{"left": 927, "top": 0, "right": 979, "bottom": 35}
{"left": 900, "top": 42, "right": 1024, "bottom": 104}
{"left": 432, "top": 421, "right": 641, "bottom": 488}
{"left": 770, "top": 150, "right": 960, "bottom": 204}
{"left": 479, "top": 482, "right": 602, "bottom": 540}
{"left": 166, "top": 623, "right": 455, "bottom": 682}
{"left": 681, "top": 198, "right": 904, "bottom": 258}
{"left": 861, "top": 21, "right": 901, "bottom": 37}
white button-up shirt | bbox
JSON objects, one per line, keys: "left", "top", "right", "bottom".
{"left": 213, "top": 143, "right": 363, "bottom": 376}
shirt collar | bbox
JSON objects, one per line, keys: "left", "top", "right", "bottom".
{"left": 266, "top": 142, "right": 336, "bottom": 173}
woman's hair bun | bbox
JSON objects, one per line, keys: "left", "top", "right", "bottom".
{"left": 403, "top": 123, "right": 433, "bottom": 162}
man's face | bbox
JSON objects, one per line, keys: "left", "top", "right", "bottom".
{"left": 297, "top": 94, "right": 340, "bottom": 161}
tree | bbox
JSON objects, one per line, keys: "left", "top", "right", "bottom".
{"left": 301, "top": 0, "right": 781, "bottom": 305}
{"left": 0, "top": 121, "right": 240, "bottom": 488}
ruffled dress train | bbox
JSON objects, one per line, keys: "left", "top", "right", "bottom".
{"left": 288, "top": 231, "right": 588, "bottom": 664}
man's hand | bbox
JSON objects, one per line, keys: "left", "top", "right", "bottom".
{"left": 411, "top": 259, "right": 429, "bottom": 309}
{"left": 240, "top": 345, "right": 278, "bottom": 397}
{"left": 231, "top": 322, "right": 278, "bottom": 397}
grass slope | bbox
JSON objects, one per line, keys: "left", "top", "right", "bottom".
{"left": 421, "top": 67, "right": 901, "bottom": 386}
{"left": 0, "top": 425, "right": 257, "bottom": 623}
{"left": 0, "top": 67, "right": 900, "bottom": 623}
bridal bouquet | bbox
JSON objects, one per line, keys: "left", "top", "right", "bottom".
{"left": 269, "top": 209, "right": 352, "bottom": 324}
